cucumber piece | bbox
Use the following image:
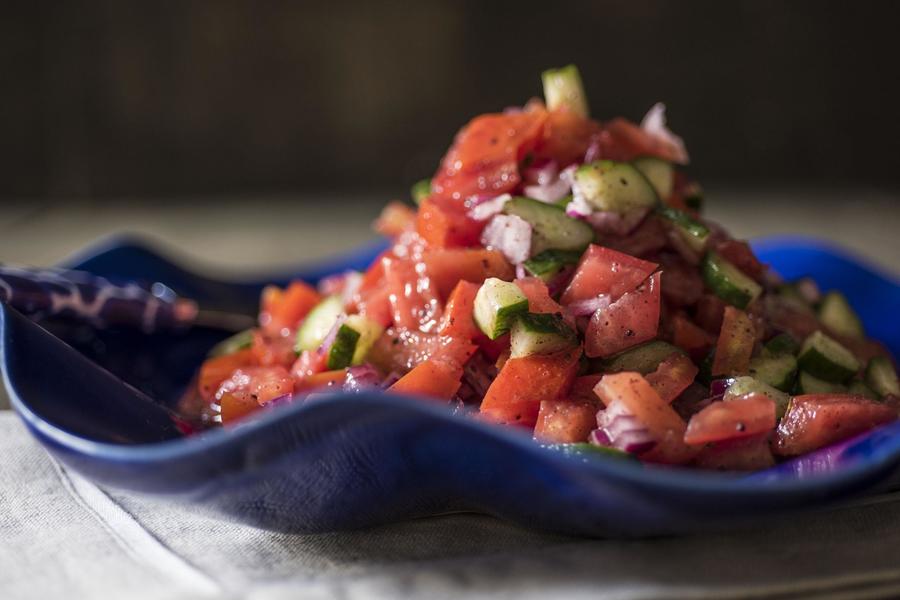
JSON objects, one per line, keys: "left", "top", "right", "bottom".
{"left": 510, "top": 312, "right": 577, "bottom": 358}
{"left": 633, "top": 156, "right": 674, "bottom": 199}
{"left": 295, "top": 295, "right": 344, "bottom": 352}
{"left": 411, "top": 179, "right": 431, "bottom": 205}
{"left": 797, "top": 331, "right": 860, "bottom": 383}
{"left": 866, "top": 356, "right": 900, "bottom": 398}
{"left": 554, "top": 194, "right": 574, "bottom": 209}
{"left": 748, "top": 353, "right": 798, "bottom": 392}
{"left": 344, "top": 314, "right": 385, "bottom": 365}
{"left": 502, "top": 196, "right": 594, "bottom": 254}
{"left": 326, "top": 324, "right": 360, "bottom": 370}
{"left": 798, "top": 371, "right": 847, "bottom": 395}
{"left": 541, "top": 64, "right": 589, "bottom": 117}
{"left": 522, "top": 249, "right": 583, "bottom": 282}
{"left": 207, "top": 329, "right": 254, "bottom": 358}
{"left": 474, "top": 278, "right": 529, "bottom": 340}
{"left": 818, "top": 291, "right": 864, "bottom": 339}
{"left": 724, "top": 375, "right": 791, "bottom": 419}
{"left": 657, "top": 205, "right": 710, "bottom": 252}
{"left": 701, "top": 251, "right": 763, "bottom": 309}
{"left": 848, "top": 378, "right": 879, "bottom": 400}
{"left": 763, "top": 333, "right": 800, "bottom": 357}
{"left": 572, "top": 160, "right": 659, "bottom": 214}
{"left": 596, "top": 341, "right": 682, "bottom": 375}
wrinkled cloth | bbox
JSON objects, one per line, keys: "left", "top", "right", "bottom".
{"left": 3, "top": 412, "right": 900, "bottom": 600}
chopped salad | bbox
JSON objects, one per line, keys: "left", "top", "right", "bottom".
{"left": 187, "top": 66, "right": 898, "bottom": 470}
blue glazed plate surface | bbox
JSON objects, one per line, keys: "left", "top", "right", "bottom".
{"left": 3, "top": 233, "right": 900, "bottom": 537}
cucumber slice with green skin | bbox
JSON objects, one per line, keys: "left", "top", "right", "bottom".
{"left": 763, "top": 333, "right": 800, "bottom": 357}
{"left": 295, "top": 295, "right": 344, "bottom": 352}
{"left": 207, "top": 329, "right": 254, "bottom": 358}
{"left": 541, "top": 65, "right": 589, "bottom": 117}
{"left": 411, "top": 179, "right": 431, "bottom": 205}
{"left": 797, "top": 371, "right": 848, "bottom": 395}
{"left": 633, "top": 157, "right": 674, "bottom": 200}
{"left": 326, "top": 324, "right": 361, "bottom": 370}
{"left": 510, "top": 312, "right": 578, "bottom": 358}
{"left": 657, "top": 205, "right": 710, "bottom": 253}
{"left": 522, "top": 249, "right": 583, "bottom": 282}
{"left": 572, "top": 160, "right": 659, "bottom": 214}
{"left": 701, "top": 251, "right": 763, "bottom": 309}
{"left": 502, "top": 196, "right": 594, "bottom": 254}
{"left": 724, "top": 375, "right": 791, "bottom": 419}
{"left": 595, "top": 341, "right": 683, "bottom": 375}
{"left": 818, "top": 291, "right": 864, "bottom": 339}
{"left": 344, "top": 314, "right": 385, "bottom": 365}
{"left": 554, "top": 195, "right": 574, "bottom": 209}
{"left": 848, "top": 378, "right": 879, "bottom": 400}
{"left": 748, "top": 353, "right": 798, "bottom": 392}
{"left": 797, "top": 331, "right": 860, "bottom": 383}
{"left": 544, "top": 443, "right": 638, "bottom": 461}
{"left": 866, "top": 356, "right": 900, "bottom": 398}
{"left": 474, "top": 278, "right": 529, "bottom": 340}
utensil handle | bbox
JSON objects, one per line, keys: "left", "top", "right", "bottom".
{"left": 0, "top": 265, "right": 198, "bottom": 332}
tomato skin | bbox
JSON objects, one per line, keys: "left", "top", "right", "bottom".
{"left": 438, "top": 280, "right": 481, "bottom": 341}
{"left": 216, "top": 365, "right": 294, "bottom": 424}
{"left": 294, "top": 369, "right": 347, "bottom": 395}
{"left": 584, "top": 272, "right": 661, "bottom": 358}
{"left": 684, "top": 393, "right": 776, "bottom": 445}
{"left": 219, "top": 391, "right": 261, "bottom": 424}
{"left": 387, "top": 359, "right": 463, "bottom": 401}
{"left": 594, "top": 118, "right": 686, "bottom": 164}
{"left": 712, "top": 306, "right": 756, "bottom": 376}
{"left": 693, "top": 433, "right": 775, "bottom": 471}
{"left": 480, "top": 347, "right": 582, "bottom": 426}
{"left": 198, "top": 348, "right": 256, "bottom": 401}
{"left": 670, "top": 312, "right": 716, "bottom": 359}
{"left": 259, "top": 281, "right": 321, "bottom": 337}
{"left": 384, "top": 257, "right": 442, "bottom": 332}
{"left": 593, "top": 371, "right": 695, "bottom": 464}
{"left": 415, "top": 197, "right": 485, "bottom": 248}
{"left": 515, "top": 277, "right": 567, "bottom": 317}
{"left": 774, "top": 394, "right": 897, "bottom": 456}
{"left": 535, "top": 109, "right": 601, "bottom": 166}
{"left": 561, "top": 245, "right": 658, "bottom": 306}
{"left": 422, "top": 248, "right": 514, "bottom": 299}
{"left": 646, "top": 352, "right": 699, "bottom": 403}
{"left": 533, "top": 400, "right": 598, "bottom": 443}
{"left": 251, "top": 330, "right": 297, "bottom": 367}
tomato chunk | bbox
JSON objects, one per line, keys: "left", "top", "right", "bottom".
{"left": 259, "top": 281, "right": 321, "bottom": 337}
{"left": 684, "top": 393, "right": 776, "bottom": 445}
{"left": 387, "top": 359, "right": 463, "bottom": 401}
{"left": 422, "top": 248, "right": 514, "bottom": 299}
{"left": 251, "top": 330, "right": 297, "bottom": 367}
{"left": 774, "top": 394, "right": 897, "bottom": 456}
{"left": 198, "top": 348, "right": 256, "bottom": 401}
{"left": 384, "top": 257, "right": 442, "bottom": 332}
{"left": 480, "top": 347, "right": 581, "bottom": 426}
{"left": 712, "top": 306, "right": 756, "bottom": 376}
{"left": 671, "top": 312, "right": 716, "bottom": 359}
{"left": 294, "top": 369, "right": 347, "bottom": 395}
{"left": 415, "top": 197, "right": 485, "bottom": 248}
{"left": 584, "top": 272, "right": 661, "bottom": 358}
{"left": 693, "top": 434, "right": 775, "bottom": 471}
{"left": 561, "top": 245, "right": 658, "bottom": 305}
{"left": 374, "top": 201, "right": 417, "bottom": 238}
{"left": 594, "top": 117, "right": 687, "bottom": 164}
{"left": 535, "top": 109, "right": 601, "bottom": 166}
{"left": 515, "top": 277, "right": 567, "bottom": 316}
{"left": 593, "top": 371, "right": 694, "bottom": 464}
{"left": 219, "top": 391, "right": 261, "bottom": 424}
{"left": 646, "top": 352, "right": 699, "bottom": 403}
{"left": 534, "top": 400, "right": 598, "bottom": 443}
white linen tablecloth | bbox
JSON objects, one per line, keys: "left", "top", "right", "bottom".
{"left": 3, "top": 412, "right": 900, "bottom": 600}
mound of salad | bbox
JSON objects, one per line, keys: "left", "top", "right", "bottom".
{"left": 186, "top": 65, "right": 899, "bottom": 470}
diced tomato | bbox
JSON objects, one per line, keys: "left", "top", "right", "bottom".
{"left": 480, "top": 347, "right": 582, "bottom": 426}
{"left": 219, "top": 391, "right": 261, "bottom": 424}
{"left": 438, "top": 280, "right": 481, "bottom": 341}
{"left": 568, "top": 374, "right": 604, "bottom": 404}
{"left": 387, "top": 359, "right": 463, "bottom": 401}
{"left": 715, "top": 239, "right": 765, "bottom": 283}
{"left": 368, "top": 328, "right": 477, "bottom": 374}
{"left": 712, "top": 306, "right": 756, "bottom": 376}
{"left": 415, "top": 197, "right": 485, "bottom": 248}
{"left": 599, "top": 215, "right": 668, "bottom": 259}
{"left": 646, "top": 352, "right": 699, "bottom": 403}
{"left": 251, "top": 330, "right": 297, "bottom": 367}
{"left": 693, "top": 433, "right": 775, "bottom": 471}
{"left": 671, "top": 312, "right": 716, "bottom": 359}
{"left": 534, "top": 109, "right": 601, "bottom": 166}
{"left": 477, "top": 332, "right": 510, "bottom": 362}
{"left": 658, "top": 254, "right": 703, "bottom": 307}
{"left": 217, "top": 366, "right": 294, "bottom": 425}
{"left": 684, "top": 393, "right": 776, "bottom": 445}
{"left": 774, "top": 394, "right": 897, "bottom": 456}
{"left": 198, "top": 348, "right": 256, "bottom": 401}
{"left": 533, "top": 400, "right": 598, "bottom": 443}
{"left": 356, "top": 284, "right": 393, "bottom": 327}
{"left": 294, "top": 369, "right": 347, "bottom": 395}
{"left": 290, "top": 349, "right": 328, "bottom": 379}
{"left": 431, "top": 109, "right": 547, "bottom": 203}
{"left": 694, "top": 294, "right": 727, "bottom": 334}
{"left": 422, "top": 248, "right": 514, "bottom": 299}
{"left": 384, "top": 257, "right": 442, "bottom": 332}
{"left": 259, "top": 281, "right": 321, "bottom": 337}
{"left": 593, "top": 371, "right": 695, "bottom": 464}
{"left": 515, "top": 277, "right": 567, "bottom": 317}
{"left": 584, "top": 272, "right": 661, "bottom": 358}
{"left": 357, "top": 251, "right": 389, "bottom": 295}
{"left": 593, "top": 118, "right": 686, "bottom": 164}
{"left": 374, "top": 201, "right": 417, "bottom": 238}
{"left": 561, "top": 245, "right": 657, "bottom": 305}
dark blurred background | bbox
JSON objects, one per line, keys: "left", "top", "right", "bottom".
{"left": 3, "top": 0, "right": 899, "bottom": 199}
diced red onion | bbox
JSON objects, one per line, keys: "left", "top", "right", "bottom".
{"left": 480, "top": 214, "right": 532, "bottom": 265}
{"left": 566, "top": 294, "right": 612, "bottom": 317}
{"left": 267, "top": 393, "right": 294, "bottom": 407}
{"left": 343, "top": 364, "right": 383, "bottom": 393}
{"left": 523, "top": 160, "right": 558, "bottom": 186}
{"left": 796, "top": 278, "right": 821, "bottom": 304}
{"left": 709, "top": 379, "right": 734, "bottom": 396}
{"left": 468, "top": 194, "right": 511, "bottom": 221}
{"left": 640, "top": 102, "right": 690, "bottom": 165}
{"left": 316, "top": 314, "right": 346, "bottom": 356}
{"left": 545, "top": 266, "right": 576, "bottom": 297}
{"left": 592, "top": 399, "right": 657, "bottom": 454}
{"left": 584, "top": 138, "right": 601, "bottom": 164}
{"left": 380, "top": 371, "right": 401, "bottom": 389}
{"left": 515, "top": 263, "right": 527, "bottom": 279}
{"left": 524, "top": 177, "right": 571, "bottom": 203}
{"left": 565, "top": 194, "right": 593, "bottom": 219}
{"left": 586, "top": 209, "right": 649, "bottom": 236}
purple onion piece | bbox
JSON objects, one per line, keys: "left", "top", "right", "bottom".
{"left": 796, "top": 278, "right": 821, "bottom": 304}
{"left": 316, "top": 314, "right": 347, "bottom": 357}
{"left": 523, "top": 159, "right": 558, "bottom": 185}
{"left": 709, "top": 378, "right": 735, "bottom": 396}
{"left": 343, "top": 364, "right": 383, "bottom": 393}
{"left": 480, "top": 214, "right": 532, "bottom": 265}
{"left": 468, "top": 194, "right": 511, "bottom": 221}
{"left": 566, "top": 294, "right": 612, "bottom": 317}
{"left": 523, "top": 177, "right": 571, "bottom": 203}
{"left": 380, "top": 371, "right": 401, "bottom": 389}
{"left": 593, "top": 399, "right": 658, "bottom": 455}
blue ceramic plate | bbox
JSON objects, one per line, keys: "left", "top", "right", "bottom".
{"left": 3, "top": 234, "right": 900, "bottom": 537}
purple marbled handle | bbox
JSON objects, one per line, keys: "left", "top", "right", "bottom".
{"left": 0, "top": 265, "right": 197, "bottom": 333}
